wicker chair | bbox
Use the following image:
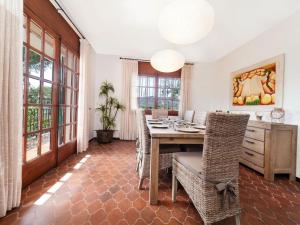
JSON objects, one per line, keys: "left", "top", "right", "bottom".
{"left": 135, "top": 109, "right": 142, "bottom": 171}
{"left": 136, "top": 109, "right": 180, "bottom": 189}
{"left": 172, "top": 113, "right": 249, "bottom": 225}
{"left": 183, "top": 110, "right": 195, "bottom": 122}
{"left": 152, "top": 109, "right": 168, "bottom": 119}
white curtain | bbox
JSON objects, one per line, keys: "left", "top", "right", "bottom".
{"left": 0, "top": 0, "right": 23, "bottom": 217}
{"left": 77, "top": 39, "right": 91, "bottom": 153}
{"left": 119, "top": 59, "right": 138, "bottom": 140}
{"left": 179, "top": 64, "right": 193, "bottom": 117}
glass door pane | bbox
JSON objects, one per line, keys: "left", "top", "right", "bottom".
{"left": 26, "top": 133, "right": 39, "bottom": 161}
{"left": 44, "top": 33, "right": 55, "bottom": 58}
{"left": 30, "top": 21, "right": 42, "bottom": 51}
{"left": 29, "top": 50, "right": 41, "bottom": 77}
{"left": 44, "top": 58, "right": 54, "bottom": 81}
{"left": 41, "top": 131, "right": 51, "bottom": 154}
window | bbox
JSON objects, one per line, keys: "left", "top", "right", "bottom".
{"left": 137, "top": 76, "right": 155, "bottom": 109}
{"left": 137, "top": 62, "right": 181, "bottom": 113}
{"left": 23, "top": 15, "right": 55, "bottom": 162}
{"left": 58, "top": 44, "right": 79, "bottom": 146}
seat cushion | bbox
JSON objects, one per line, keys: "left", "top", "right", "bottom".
{"left": 173, "top": 152, "right": 203, "bottom": 175}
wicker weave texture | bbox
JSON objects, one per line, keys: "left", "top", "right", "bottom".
{"left": 136, "top": 109, "right": 174, "bottom": 180}
{"left": 173, "top": 112, "right": 249, "bottom": 224}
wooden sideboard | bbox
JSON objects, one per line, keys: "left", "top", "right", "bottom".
{"left": 240, "top": 120, "right": 297, "bottom": 181}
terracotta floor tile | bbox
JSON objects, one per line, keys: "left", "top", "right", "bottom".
{"left": 90, "top": 209, "right": 107, "bottom": 225}
{"left": 100, "top": 192, "right": 112, "bottom": 203}
{"left": 140, "top": 207, "right": 156, "bottom": 224}
{"left": 87, "top": 200, "right": 103, "bottom": 215}
{"left": 107, "top": 208, "right": 124, "bottom": 224}
{"left": 1, "top": 140, "right": 300, "bottom": 225}
{"left": 156, "top": 206, "right": 172, "bottom": 223}
{"left": 124, "top": 207, "right": 139, "bottom": 224}
{"left": 118, "top": 198, "right": 132, "bottom": 212}
{"left": 132, "top": 198, "right": 146, "bottom": 211}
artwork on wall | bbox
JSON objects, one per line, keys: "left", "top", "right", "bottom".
{"left": 231, "top": 54, "right": 284, "bottom": 109}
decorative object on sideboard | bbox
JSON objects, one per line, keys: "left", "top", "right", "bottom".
{"left": 96, "top": 81, "right": 125, "bottom": 143}
{"left": 255, "top": 111, "right": 263, "bottom": 121}
{"left": 271, "top": 107, "right": 285, "bottom": 123}
{"left": 231, "top": 54, "right": 284, "bottom": 109}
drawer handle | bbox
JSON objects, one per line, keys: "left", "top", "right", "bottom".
{"left": 245, "top": 140, "right": 255, "bottom": 144}
{"left": 245, "top": 151, "right": 254, "bottom": 157}
{"left": 247, "top": 129, "right": 256, "bottom": 132}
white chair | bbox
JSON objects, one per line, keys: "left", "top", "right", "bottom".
{"left": 183, "top": 110, "right": 195, "bottom": 122}
{"left": 193, "top": 111, "right": 207, "bottom": 125}
{"left": 152, "top": 109, "right": 168, "bottom": 119}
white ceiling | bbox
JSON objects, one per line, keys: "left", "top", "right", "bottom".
{"left": 58, "top": 0, "right": 300, "bottom": 62}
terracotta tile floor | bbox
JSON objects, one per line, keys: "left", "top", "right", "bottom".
{"left": 1, "top": 140, "right": 300, "bottom": 225}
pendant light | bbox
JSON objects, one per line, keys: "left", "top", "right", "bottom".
{"left": 150, "top": 49, "right": 185, "bottom": 73}
{"left": 158, "top": 0, "right": 215, "bottom": 45}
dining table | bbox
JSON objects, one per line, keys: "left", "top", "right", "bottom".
{"left": 146, "top": 116, "right": 205, "bottom": 205}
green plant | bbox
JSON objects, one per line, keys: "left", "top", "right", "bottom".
{"left": 96, "top": 81, "right": 125, "bottom": 130}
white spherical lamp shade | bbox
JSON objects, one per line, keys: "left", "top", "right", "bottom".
{"left": 159, "top": 0, "right": 215, "bottom": 45}
{"left": 150, "top": 49, "right": 185, "bottom": 73}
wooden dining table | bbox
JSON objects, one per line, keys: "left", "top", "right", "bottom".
{"left": 147, "top": 118, "right": 205, "bottom": 205}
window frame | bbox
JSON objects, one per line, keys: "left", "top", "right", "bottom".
{"left": 137, "top": 62, "right": 181, "bottom": 116}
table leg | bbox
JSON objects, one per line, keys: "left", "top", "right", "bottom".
{"left": 150, "top": 137, "right": 159, "bottom": 205}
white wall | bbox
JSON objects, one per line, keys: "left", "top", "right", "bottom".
{"left": 215, "top": 12, "right": 300, "bottom": 177}
{"left": 190, "top": 62, "right": 230, "bottom": 112}
{"left": 88, "top": 49, "right": 122, "bottom": 139}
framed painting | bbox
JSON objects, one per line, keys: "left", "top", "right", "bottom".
{"left": 231, "top": 54, "right": 285, "bottom": 110}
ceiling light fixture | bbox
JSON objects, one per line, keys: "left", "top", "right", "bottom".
{"left": 150, "top": 49, "right": 185, "bottom": 73}
{"left": 158, "top": 0, "right": 215, "bottom": 45}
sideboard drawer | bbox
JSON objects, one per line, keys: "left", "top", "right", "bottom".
{"left": 243, "top": 137, "right": 264, "bottom": 155}
{"left": 242, "top": 148, "right": 264, "bottom": 168}
{"left": 245, "top": 126, "right": 265, "bottom": 141}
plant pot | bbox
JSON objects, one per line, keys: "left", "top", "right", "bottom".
{"left": 96, "top": 130, "right": 114, "bottom": 143}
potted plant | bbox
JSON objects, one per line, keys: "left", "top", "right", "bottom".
{"left": 96, "top": 81, "right": 125, "bottom": 143}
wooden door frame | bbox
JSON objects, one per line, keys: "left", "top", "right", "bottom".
{"left": 22, "top": 8, "right": 60, "bottom": 187}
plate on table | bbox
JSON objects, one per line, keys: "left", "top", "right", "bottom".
{"left": 149, "top": 121, "right": 163, "bottom": 125}
{"left": 176, "top": 127, "right": 200, "bottom": 133}
{"left": 151, "top": 125, "right": 169, "bottom": 129}
{"left": 148, "top": 119, "right": 159, "bottom": 122}
{"left": 193, "top": 125, "right": 206, "bottom": 130}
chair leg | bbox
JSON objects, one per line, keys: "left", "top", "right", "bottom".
{"left": 172, "top": 173, "right": 178, "bottom": 202}
{"left": 235, "top": 214, "right": 241, "bottom": 225}
{"left": 138, "top": 178, "right": 144, "bottom": 190}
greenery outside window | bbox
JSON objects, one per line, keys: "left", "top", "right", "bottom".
{"left": 137, "top": 62, "right": 181, "bottom": 115}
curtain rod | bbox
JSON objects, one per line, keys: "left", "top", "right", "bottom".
{"left": 53, "top": 0, "right": 86, "bottom": 39}
{"left": 119, "top": 57, "right": 194, "bottom": 65}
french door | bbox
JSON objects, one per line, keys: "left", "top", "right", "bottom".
{"left": 22, "top": 12, "right": 59, "bottom": 187}
{"left": 22, "top": 9, "right": 80, "bottom": 189}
